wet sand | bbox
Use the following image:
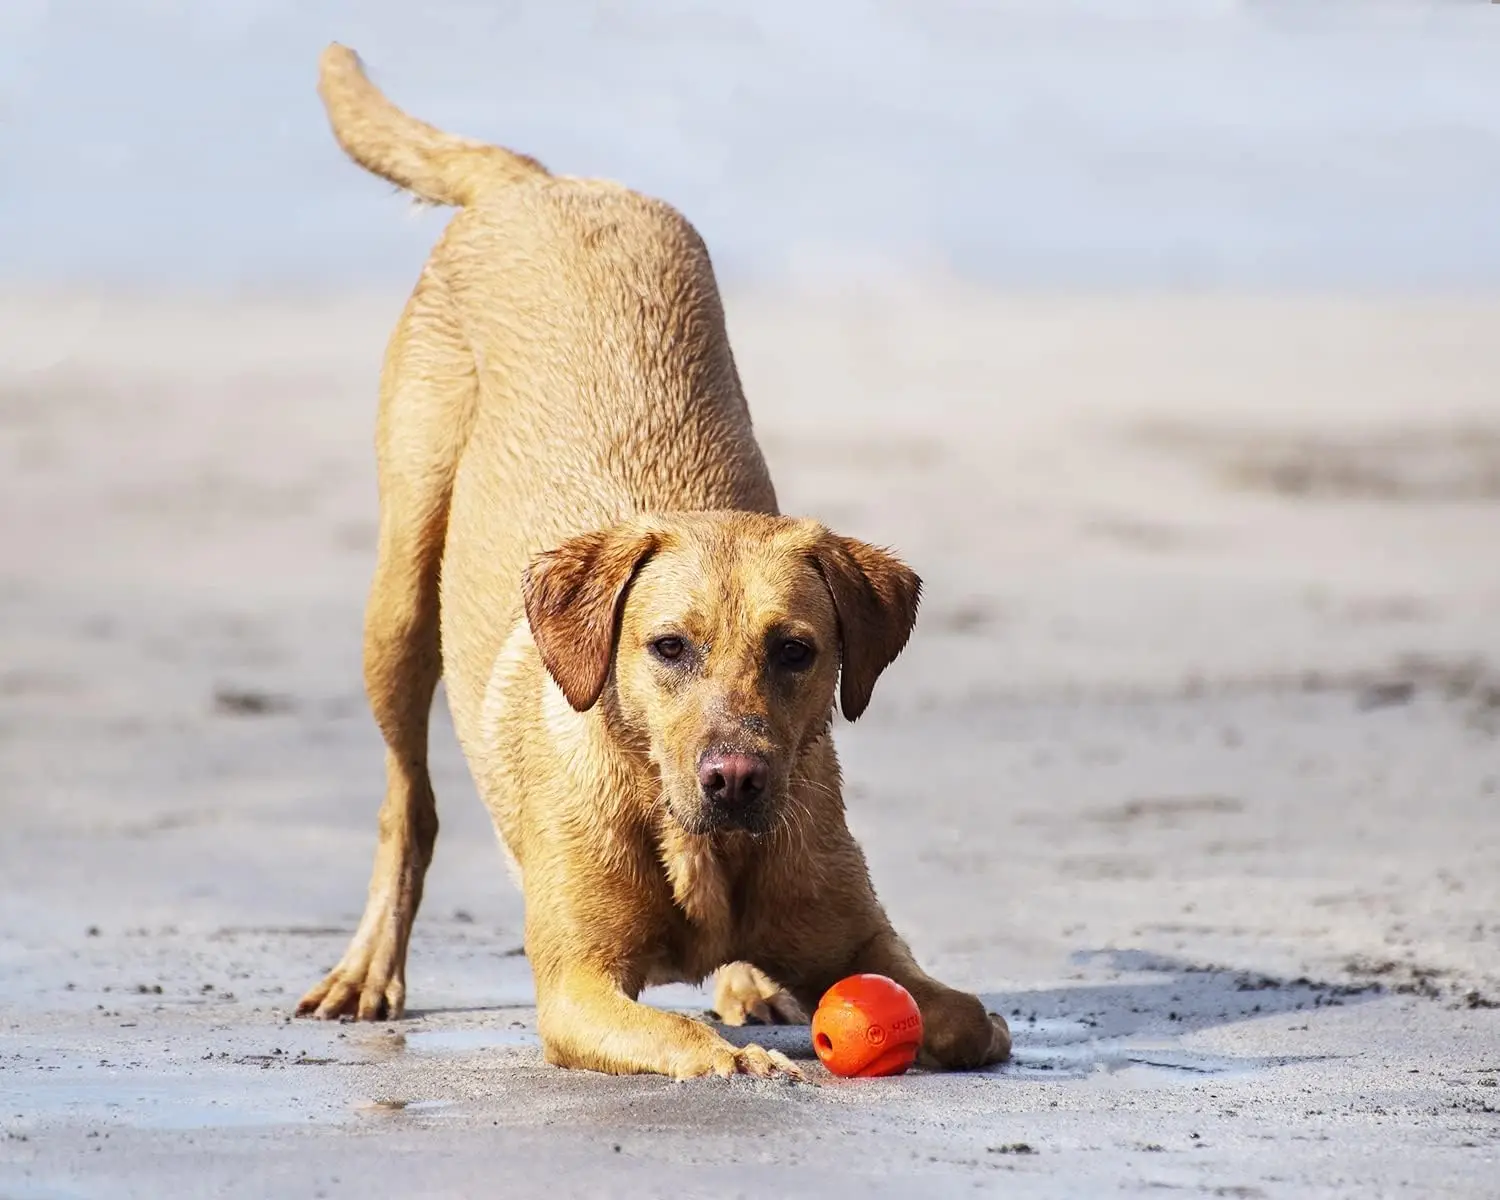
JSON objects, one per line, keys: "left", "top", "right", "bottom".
{"left": 2, "top": 289, "right": 1498, "bottom": 1197}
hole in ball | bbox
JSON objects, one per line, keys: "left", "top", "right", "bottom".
{"left": 815, "top": 1032, "right": 833, "bottom": 1053}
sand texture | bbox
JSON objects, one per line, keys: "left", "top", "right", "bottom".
{"left": 2, "top": 289, "right": 1498, "bottom": 1197}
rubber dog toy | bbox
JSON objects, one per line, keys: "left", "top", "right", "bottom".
{"left": 811, "top": 974, "right": 923, "bottom": 1077}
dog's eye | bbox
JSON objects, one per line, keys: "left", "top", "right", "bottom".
{"left": 651, "top": 636, "right": 686, "bottom": 663}
{"left": 776, "top": 639, "right": 814, "bottom": 670}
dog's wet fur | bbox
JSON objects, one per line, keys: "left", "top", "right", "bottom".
{"left": 296, "top": 44, "right": 1011, "bottom": 1079}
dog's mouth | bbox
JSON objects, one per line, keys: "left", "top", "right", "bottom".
{"left": 663, "top": 786, "right": 781, "bottom": 838}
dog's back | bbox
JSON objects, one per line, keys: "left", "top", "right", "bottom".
{"left": 317, "top": 46, "right": 777, "bottom": 738}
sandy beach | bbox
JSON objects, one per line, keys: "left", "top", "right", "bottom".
{"left": 1, "top": 287, "right": 1496, "bottom": 1197}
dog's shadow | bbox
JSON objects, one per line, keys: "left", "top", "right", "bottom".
{"left": 405, "top": 948, "right": 1382, "bottom": 1077}
{"left": 715, "top": 949, "right": 1381, "bottom": 1075}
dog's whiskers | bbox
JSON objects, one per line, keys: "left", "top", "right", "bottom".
{"left": 775, "top": 779, "right": 818, "bottom": 860}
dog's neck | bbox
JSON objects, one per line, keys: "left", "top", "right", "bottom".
{"left": 656, "top": 821, "right": 735, "bottom": 935}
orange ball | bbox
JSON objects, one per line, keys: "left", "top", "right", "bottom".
{"left": 811, "top": 974, "right": 924, "bottom": 1077}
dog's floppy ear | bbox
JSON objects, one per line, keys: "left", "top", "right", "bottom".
{"left": 522, "top": 525, "right": 658, "bottom": 712}
{"left": 811, "top": 534, "right": 922, "bottom": 721}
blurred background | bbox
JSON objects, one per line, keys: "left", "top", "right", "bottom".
{"left": 4, "top": 0, "right": 1500, "bottom": 292}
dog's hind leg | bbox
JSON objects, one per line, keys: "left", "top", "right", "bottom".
{"left": 299, "top": 267, "right": 476, "bottom": 1021}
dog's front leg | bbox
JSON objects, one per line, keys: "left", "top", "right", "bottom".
{"left": 534, "top": 963, "right": 802, "bottom": 1081}
{"left": 297, "top": 760, "right": 435, "bottom": 1021}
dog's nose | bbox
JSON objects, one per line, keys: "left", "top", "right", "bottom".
{"left": 698, "top": 752, "right": 769, "bottom": 807}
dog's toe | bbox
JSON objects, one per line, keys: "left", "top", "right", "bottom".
{"left": 735, "top": 1044, "right": 804, "bottom": 1081}
{"left": 671, "top": 1039, "right": 804, "bottom": 1082}
{"left": 297, "top": 961, "right": 405, "bottom": 1022}
{"left": 765, "top": 990, "right": 807, "bottom": 1025}
{"left": 985, "top": 1012, "right": 1013, "bottom": 1064}
{"left": 713, "top": 962, "right": 806, "bottom": 1027}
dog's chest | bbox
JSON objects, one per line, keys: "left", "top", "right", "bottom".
{"left": 655, "top": 830, "right": 747, "bottom": 976}
{"left": 664, "top": 841, "right": 729, "bottom": 930}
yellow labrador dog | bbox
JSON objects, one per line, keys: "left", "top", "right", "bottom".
{"left": 297, "top": 45, "right": 1011, "bottom": 1080}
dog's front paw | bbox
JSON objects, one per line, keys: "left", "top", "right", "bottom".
{"left": 712, "top": 962, "right": 807, "bottom": 1026}
{"left": 918, "top": 990, "right": 1011, "bottom": 1070}
{"left": 676, "top": 1040, "right": 804, "bottom": 1082}
{"left": 982, "top": 1011, "right": 1012, "bottom": 1064}
{"left": 296, "top": 908, "right": 408, "bottom": 1021}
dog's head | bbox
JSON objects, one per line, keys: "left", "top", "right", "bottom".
{"left": 522, "top": 512, "right": 920, "bottom": 835}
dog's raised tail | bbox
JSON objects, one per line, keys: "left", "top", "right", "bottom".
{"left": 317, "top": 44, "right": 548, "bottom": 207}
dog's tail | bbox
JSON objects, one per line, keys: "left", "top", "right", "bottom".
{"left": 317, "top": 44, "right": 548, "bottom": 207}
